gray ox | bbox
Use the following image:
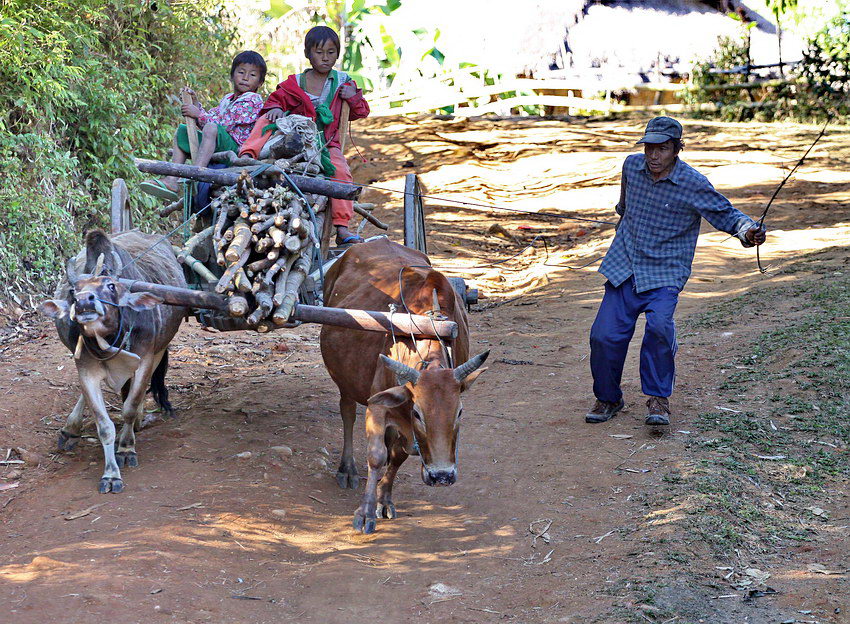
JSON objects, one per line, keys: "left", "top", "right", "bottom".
{"left": 40, "top": 230, "right": 186, "bottom": 493}
{"left": 320, "top": 239, "right": 488, "bottom": 534}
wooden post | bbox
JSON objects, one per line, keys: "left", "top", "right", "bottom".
{"left": 110, "top": 179, "right": 131, "bottom": 234}
{"left": 182, "top": 90, "right": 200, "bottom": 161}
{"left": 339, "top": 101, "right": 350, "bottom": 152}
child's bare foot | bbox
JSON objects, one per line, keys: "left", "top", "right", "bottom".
{"left": 335, "top": 226, "right": 365, "bottom": 245}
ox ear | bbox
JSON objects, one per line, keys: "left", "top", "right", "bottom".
{"left": 118, "top": 291, "right": 163, "bottom": 311}
{"left": 460, "top": 367, "right": 487, "bottom": 392}
{"left": 367, "top": 385, "right": 412, "bottom": 410}
{"left": 40, "top": 299, "right": 70, "bottom": 319}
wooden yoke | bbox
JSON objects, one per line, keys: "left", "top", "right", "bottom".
{"left": 182, "top": 89, "right": 200, "bottom": 161}
{"left": 116, "top": 278, "right": 458, "bottom": 339}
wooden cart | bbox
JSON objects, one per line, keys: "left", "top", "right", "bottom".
{"left": 110, "top": 156, "right": 476, "bottom": 341}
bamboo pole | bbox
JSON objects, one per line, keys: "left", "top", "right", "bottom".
{"left": 182, "top": 91, "right": 200, "bottom": 161}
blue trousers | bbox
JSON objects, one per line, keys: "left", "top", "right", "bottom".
{"left": 590, "top": 277, "right": 679, "bottom": 403}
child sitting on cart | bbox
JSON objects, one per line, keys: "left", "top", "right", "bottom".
{"left": 239, "top": 26, "right": 370, "bottom": 245}
{"left": 141, "top": 51, "right": 267, "bottom": 201}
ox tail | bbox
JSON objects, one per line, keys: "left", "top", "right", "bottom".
{"left": 148, "top": 350, "right": 175, "bottom": 418}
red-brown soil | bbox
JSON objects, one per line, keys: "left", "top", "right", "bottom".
{"left": 1, "top": 117, "right": 848, "bottom": 623}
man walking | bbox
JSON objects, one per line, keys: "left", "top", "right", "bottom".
{"left": 586, "top": 116, "right": 766, "bottom": 426}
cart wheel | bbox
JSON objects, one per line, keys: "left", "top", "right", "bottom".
{"left": 403, "top": 174, "right": 427, "bottom": 254}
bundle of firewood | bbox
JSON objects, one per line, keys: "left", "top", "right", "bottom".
{"left": 184, "top": 171, "right": 320, "bottom": 329}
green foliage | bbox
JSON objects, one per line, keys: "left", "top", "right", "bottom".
{"left": 265, "top": 0, "right": 405, "bottom": 90}
{"left": 336, "top": 0, "right": 404, "bottom": 89}
{"left": 665, "top": 254, "right": 850, "bottom": 558}
{"left": 0, "top": 0, "right": 237, "bottom": 296}
{"left": 686, "top": 12, "right": 850, "bottom": 122}
{"left": 684, "top": 33, "right": 761, "bottom": 122}
{"left": 765, "top": 0, "right": 799, "bottom": 18}
{"left": 797, "top": 13, "right": 850, "bottom": 117}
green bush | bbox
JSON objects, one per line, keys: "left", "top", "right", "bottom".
{"left": 685, "top": 14, "right": 850, "bottom": 123}
{"left": 0, "top": 0, "right": 237, "bottom": 297}
{"left": 797, "top": 13, "right": 850, "bottom": 118}
{"left": 685, "top": 34, "right": 755, "bottom": 121}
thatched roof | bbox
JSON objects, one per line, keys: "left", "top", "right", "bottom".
{"left": 564, "top": 0, "right": 795, "bottom": 80}
{"left": 388, "top": 0, "right": 798, "bottom": 80}
{"left": 390, "top": 0, "right": 586, "bottom": 77}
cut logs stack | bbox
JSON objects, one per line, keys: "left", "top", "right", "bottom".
{"left": 203, "top": 170, "right": 319, "bottom": 330}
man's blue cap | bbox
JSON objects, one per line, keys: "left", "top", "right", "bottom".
{"left": 636, "top": 116, "right": 683, "bottom": 144}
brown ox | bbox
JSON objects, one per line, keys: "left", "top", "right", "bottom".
{"left": 320, "top": 238, "right": 488, "bottom": 534}
{"left": 40, "top": 230, "right": 186, "bottom": 493}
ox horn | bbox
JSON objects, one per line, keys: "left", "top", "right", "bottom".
{"left": 379, "top": 355, "right": 420, "bottom": 385}
{"left": 66, "top": 258, "right": 80, "bottom": 286}
{"left": 94, "top": 253, "right": 106, "bottom": 275}
{"left": 111, "top": 250, "right": 124, "bottom": 276}
{"left": 453, "top": 350, "right": 490, "bottom": 382}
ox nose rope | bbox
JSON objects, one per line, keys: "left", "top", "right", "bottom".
{"left": 74, "top": 295, "right": 135, "bottom": 361}
{"left": 398, "top": 265, "right": 453, "bottom": 369}
{"left": 713, "top": 118, "right": 831, "bottom": 272}
{"left": 387, "top": 303, "right": 399, "bottom": 347}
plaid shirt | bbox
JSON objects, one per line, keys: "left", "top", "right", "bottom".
{"left": 600, "top": 153, "right": 756, "bottom": 293}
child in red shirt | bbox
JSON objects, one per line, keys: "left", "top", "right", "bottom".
{"left": 240, "top": 27, "right": 370, "bottom": 245}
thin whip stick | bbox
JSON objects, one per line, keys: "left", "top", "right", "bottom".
{"left": 756, "top": 118, "right": 830, "bottom": 273}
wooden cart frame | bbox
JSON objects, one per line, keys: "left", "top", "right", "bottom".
{"left": 111, "top": 161, "right": 476, "bottom": 340}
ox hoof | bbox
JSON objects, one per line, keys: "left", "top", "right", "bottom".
{"left": 376, "top": 502, "right": 396, "bottom": 520}
{"left": 336, "top": 471, "right": 360, "bottom": 490}
{"left": 57, "top": 431, "right": 80, "bottom": 452}
{"left": 99, "top": 477, "right": 124, "bottom": 494}
{"left": 353, "top": 511, "right": 377, "bottom": 534}
{"left": 115, "top": 451, "right": 138, "bottom": 468}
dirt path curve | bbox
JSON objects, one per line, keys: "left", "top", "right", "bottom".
{"left": 1, "top": 118, "right": 848, "bottom": 623}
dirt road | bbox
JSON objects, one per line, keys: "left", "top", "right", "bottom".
{"left": 1, "top": 117, "right": 848, "bottom": 623}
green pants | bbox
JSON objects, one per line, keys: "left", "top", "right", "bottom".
{"left": 176, "top": 123, "right": 239, "bottom": 157}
